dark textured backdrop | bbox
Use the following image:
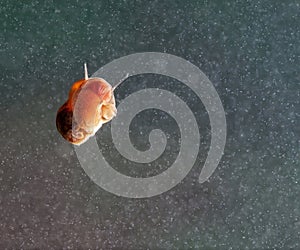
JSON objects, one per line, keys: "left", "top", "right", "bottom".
{"left": 0, "top": 0, "right": 299, "bottom": 249}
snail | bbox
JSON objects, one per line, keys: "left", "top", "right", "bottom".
{"left": 56, "top": 63, "right": 128, "bottom": 145}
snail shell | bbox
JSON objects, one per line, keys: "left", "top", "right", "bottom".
{"left": 56, "top": 77, "right": 117, "bottom": 145}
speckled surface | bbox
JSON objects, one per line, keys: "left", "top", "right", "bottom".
{"left": 0, "top": 0, "right": 299, "bottom": 249}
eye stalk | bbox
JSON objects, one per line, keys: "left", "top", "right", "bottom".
{"left": 84, "top": 63, "right": 88, "bottom": 80}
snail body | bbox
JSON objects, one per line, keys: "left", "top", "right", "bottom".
{"left": 56, "top": 64, "right": 119, "bottom": 145}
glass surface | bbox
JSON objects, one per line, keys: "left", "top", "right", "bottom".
{"left": 0, "top": 0, "right": 299, "bottom": 249}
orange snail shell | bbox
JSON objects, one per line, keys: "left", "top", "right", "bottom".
{"left": 56, "top": 77, "right": 117, "bottom": 145}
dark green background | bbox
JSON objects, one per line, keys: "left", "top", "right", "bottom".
{"left": 0, "top": 0, "right": 299, "bottom": 249}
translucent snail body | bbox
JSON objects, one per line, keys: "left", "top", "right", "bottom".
{"left": 56, "top": 64, "right": 120, "bottom": 145}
